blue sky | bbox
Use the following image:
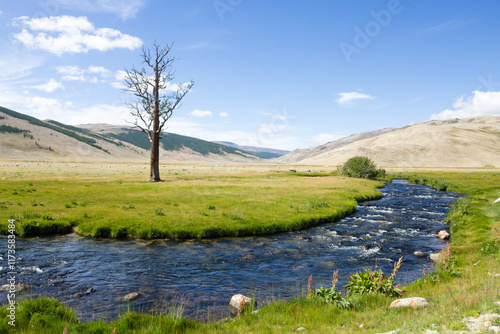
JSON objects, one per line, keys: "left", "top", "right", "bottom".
{"left": 1, "top": 0, "right": 500, "bottom": 150}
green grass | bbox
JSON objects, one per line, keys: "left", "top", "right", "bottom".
{"left": 1, "top": 169, "right": 499, "bottom": 333}
{"left": 0, "top": 168, "right": 382, "bottom": 239}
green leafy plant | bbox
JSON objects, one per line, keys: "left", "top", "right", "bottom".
{"left": 307, "top": 270, "right": 352, "bottom": 308}
{"left": 154, "top": 208, "right": 165, "bottom": 216}
{"left": 338, "top": 156, "right": 386, "bottom": 180}
{"left": 345, "top": 257, "right": 403, "bottom": 297}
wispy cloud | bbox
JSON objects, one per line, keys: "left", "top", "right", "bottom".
{"left": 430, "top": 90, "right": 500, "bottom": 120}
{"left": 56, "top": 0, "right": 146, "bottom": 20}
{"left": 189, "top": 109, "right": 213, "bottom": 117}
{"left": 57, "top": 65, "right": 112, "bottom": 82}
{"left": 422, "top": 18, "right": 476, "bottom": 34}
{"left": 337, "top": 91, "right": 376, "bottom": 106}
{"left": 307, "top": 133, "right": 343, "bottom": 145}
{"left": 30, "top": 78, "right": 65, "bottom": 92}
{"left": 12, "top": 16, "right": 142, "bottom": 55}
{"left": 219, "top": 112, "right": 229, "bottom": 118}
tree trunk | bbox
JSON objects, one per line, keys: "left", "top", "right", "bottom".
{"left": 148, "top": 55, "right": 162, "bottom": 182}
{"left": 148, "top": 131, "right": 161, "bottom": 181}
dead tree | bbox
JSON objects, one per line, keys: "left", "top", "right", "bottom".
{"left": 124, "top": 42, "right": 193, "bottom": 181}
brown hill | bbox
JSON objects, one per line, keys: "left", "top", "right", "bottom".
{"left": 278, "top": 116, "right": 500, "bottom": 168}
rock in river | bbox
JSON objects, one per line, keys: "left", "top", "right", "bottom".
{"left": 121, "top": 292, "right": 141, "bottom": 302}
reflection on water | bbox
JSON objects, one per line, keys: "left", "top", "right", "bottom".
{"left": 0, "top": 181, "right": 462, "bottom": 321}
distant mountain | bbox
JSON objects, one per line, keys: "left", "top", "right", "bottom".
{"left": 277, "top": 116, "right": 500, "bottom": 168}
{"left": 213, "top": 141, "right": 289, "bottom": 159}
{"left": 0, "top": 106, "right": 261, "bottom": 163}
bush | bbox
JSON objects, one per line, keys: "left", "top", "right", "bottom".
{"left": 306, "top": 271, "right": 352, "bottom": 308}
{"left": 339, "top": 156, "right": 385, "bottom": 180}
{"left": 345, "top": 258, "right": 403, "bottom": 297}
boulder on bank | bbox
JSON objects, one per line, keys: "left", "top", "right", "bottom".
{"left": 229, "top": 294, "right": 255, "bottom": 315}
{"left": 437, "top": 230, "right": 450, "bottom": 240}
{"left": 389, "top": 297, "right": 429, "bottom": 308}
{"left": 430, "top": 253, "right": 441, "bottom": 262}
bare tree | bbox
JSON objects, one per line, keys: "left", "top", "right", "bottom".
{"left": 124, "top": 43, "right": 193, "bottom": 181}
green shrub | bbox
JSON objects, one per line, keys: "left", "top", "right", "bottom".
{"left": 306, "top": 271, "right": 352, "bottom": 308}
{"left": 339, "top": 156, "right": 385, "bottom": 180}
{"left": 42, "top": 214, "right": 55, "bottom": 221}
{"left": 154, "top": 208, "right": 165, "bottom": 216}
{"left": 15, "top": 297, "right": 77, "bottom": 328}
{"left": 345, "top": 258, "right": 403, "bottom": 297}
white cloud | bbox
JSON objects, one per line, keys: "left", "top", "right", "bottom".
{"left": 56, "top": 65, "right": 86, "bottom": 81}
{"left": 337, "top": 92, "right": 376, "bottom": 106}
{"left": 219, "top": 112, "right": 229, "bottom": 118}
{"left": 26, "top": 96, "right": 66, "bottom": 117}
{"left": 189, "top": 109, "right": 212, "bottom": 117}
{"left": 67, "top": 104, "right": 130, "bottom": 125}
{"left": 423, "top": 19, "right": 477, "bottom": 34}
{"left": 12, "top": 16, "right": 142, "bottom": 55}
{"left": 307, "top": 133, "right": 343, "bottom": 145}
{"left": 56, "top": 0, "right": 145, "bottom": 20}
{"left": 112, "top": 70, "right": 128, "bottom": 89}
{"left": 56, "top": 65, "right": 112, "bottom": 82}
{"left": 31, "top": 79, "right": 65, "bottom": 92}
{"left": 88, "top": 66, "right": 111, "bottom": 76}
{"left": 431, "top": 90, "right": 500, "bottom": 120}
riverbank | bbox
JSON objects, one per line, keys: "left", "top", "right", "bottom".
{"left": 1, "top": 170, "right": 499, "bottom": 333}
{"left": 0, "top": 163, "right": 382, "bottom": 240}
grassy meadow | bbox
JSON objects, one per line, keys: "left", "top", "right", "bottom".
{"left": 0, "top": 163, "right": 382, "bottom": 239}
{"left": 0, "top": 165, "right": 499, "bottom": 333}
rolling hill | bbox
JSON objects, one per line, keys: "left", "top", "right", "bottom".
{"left": 277, "top": 116, "right": 500, "bottom": 168}
{"left": 0, "top": 106, "right": 261, "bottom": 163}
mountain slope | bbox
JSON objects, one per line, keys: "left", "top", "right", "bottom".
{"left": 213, "top": 141, "right": 289, "bottom": 159}
{"left": 277, "top": 128, "right": 397, "bottom": 164}
{"left": 0, "top": 107, "right": 260, "bottom": 163}
{"left": 279, "top": 116, "right": 500, "bottom": 168}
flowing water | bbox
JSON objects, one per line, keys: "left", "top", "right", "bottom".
{"left": 0, "top": 181, "right": 462, "bottom": 321}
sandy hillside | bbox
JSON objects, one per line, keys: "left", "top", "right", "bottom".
{"left": 282, "top": 116, "right": 500, "bottom": 168}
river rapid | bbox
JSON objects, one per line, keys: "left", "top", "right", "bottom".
{"left": 0, "top": 181, "right": 463, "bottom": 321}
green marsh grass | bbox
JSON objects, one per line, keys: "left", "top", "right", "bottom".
{"left": 0, "top": 167, "right": 382, "bottom": 239}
